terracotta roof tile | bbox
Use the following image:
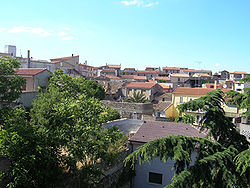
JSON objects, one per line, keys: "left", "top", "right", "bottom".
{"left": 134, "top": 76, "right": 147, "bottom": 80}
{"left": 183, "top": 69, "right": 212, "bottom": 73}
{"left": 129, "top": 121, "right": 206, "bottom": 143}
{"left": 101, "top": 69, "right": 116, "bottom": 73}
{"left": 172, "top": 87, "right": 231, "bottom": 96}
{"left": 158, "top": 83, "right": 171, "bottom": 89}
{"left": 125, "top": 82, "right": 157, "bottom": 89}
{"left": 50, "top": 55, "right": 79, "bottom": 62}
{"left": 171, "top": 73, "right": 190, "bottom": 78}
{"left": 162, "top": 67, "right": 181, "bottom": 70}
{"left": 107, "top": 64, "right": 121, "bottom": 69}
{"left": 155, "top": 76, "right": 170, "bottom": 81}
{"left": 136, "top": 70, "right": 158, "bottom": 74}
{"left": 15, "top": 68, "right": 47, "bottom": 76}
{"left": 230, "top": 71, "right": 248, "bottom": 74}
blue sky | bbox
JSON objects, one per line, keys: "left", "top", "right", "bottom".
{"left": 1, "top": 0, "right": 250, "bottom": 72}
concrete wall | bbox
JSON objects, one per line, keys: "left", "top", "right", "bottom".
{"left": 240, "top": 124, "right": 250, "bottom": 142}
{"left": 131, "top": 143, "right": 197, "bottom": 188}
{"left": 34, "top": 70, "right": 51, "bottom": 90}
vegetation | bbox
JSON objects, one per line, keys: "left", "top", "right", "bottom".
{"left": 0, "top": 59, "right": 124, "bottom": 187}
{"left": 125, "top": 91, "right": 148, "bottom": 103}
{"left": 125, "top": 89, "right": 249, "bottom": 187}
{"left": 182, "top": 114, "right": 195, "bottom": 124}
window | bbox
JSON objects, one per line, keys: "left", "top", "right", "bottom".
{"left": 180, "top": 96, "right": 183, "bottom": 103}
{"left": 149, "top": 172, "right": 162, "bottom": 185}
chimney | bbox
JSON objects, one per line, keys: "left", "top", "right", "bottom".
{"left": 27, "top": 50, "right": 30, "bottom": 68}
{"left": 85, "top": 60, "right": 87, "bottom": 65}
{"left": 214, "top": 80, "right": 217, "bottom": 89}
{"left": 72, "top": 54, "right": 74, "bottom": 57}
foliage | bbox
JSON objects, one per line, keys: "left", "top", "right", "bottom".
{"left": 226, "top": 75, "right": 250, "bottom": 118}
{"left": 159, "top": 79, "right": 167, "bottom": 83}
{"left": 182, "top": 114, "right": 195, "bottom": 124}
{"left": 0, "top": 57, "right": 25, "bottom": 104}
{"left": 234, "top": 148, "right": 250, "bottom": 176}
{"left": 125, "top": 89, "right": 250, "bottom": 187}
{"left": 125, "top": 91, "right": 148, "bottom": 103}
{"left": 30, "top": 70, "right": 124, "bottom": 186}
{"left": 49, "top": 69, "right": 105, "bottom": 100}
{"left": 0, "top": 107, "right": 63, "bottom": 187}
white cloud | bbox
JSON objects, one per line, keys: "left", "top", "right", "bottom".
{"left": 56, "top": 32, "right": 67, "bottom": 36}
{"left": 61, "top": 36, "right": 74, "bottom": 41}
{"left": 0, "top": 28, "right": 7, "bottom": 32}
{"left": 64, "top": 27, "right": 71, "bottom": 31}
{"left": 121, "top": 0, "right": 159, "bottom": 7}
{"left": 9, "top": 26, "right": 52, "bottom": 37}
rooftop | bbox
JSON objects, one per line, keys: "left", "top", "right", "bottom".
{"left": 125, "top": 82, "right": 157, "bottom": 89}
{"left": 172, "top": 87, "right": 231, "bottom": 96}
{"left": 170, "top": 73, "right": 190, "bottom": 78}
{"left": 15, "top": 68, "right": 48, "bottom": 76}
{"left": 136, "top": 70, "right": 158, "bottom": 74}
{"left": 230, "top": 71, "right": 248, "bottom": 74}
{"left": 50, "top": 55, "right": 79, "bottom": 62}
{"left": 107, "top": 64, "right": 121, "bottom": 69}
{"left": 129, "top": 121, "right": 206, "bottom": 143}
{"left": 101, "top": 69, "right": 116, "bottom": 73}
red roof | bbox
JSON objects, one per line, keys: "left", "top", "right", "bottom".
{"left": 107, "top": 64, "right": 121, "bottom": 69}
{"left": 134, "top": 76, "right": 147, "bottom": 80}
{"left": 172, "top": 87, "right": 231, "bottom": 96}
{"left": 50, "top": 55, "right": 79, "bottom": 62}
{"left": 155, "top": 76, "right": 170, "bottom": 81}
{"left": 15, "top": 68, "right": 47, "bottom": 76}
{"left": 129, "top": 121, "right": 206, "bottom": 143}
{"left": 162, "top": 67, "right": 181, "bottom": 70}
{"left": 121, "top": 75, "right": 135, "bottom": 79}
{"left": 230, "top": 72, "right": 248, "bottom": 75}
{"left": 105, "top": 75, "right": 121, "bottom": 80}
{"left": 125, "top": 82, "right": 157, "bottom": 89}
{"left": 136, "top": 70, "right": 158, "bottom": 74}
{"left": 101, "top": 69, "right": 116, "bottom": 73}
{"left": 171, "top": 73, "right": 190, "bottom": 78}
{"left": 158, "top": 83, "right": 171, "bottom": 89}
{"left": 183, "top": 69, "right": 212, "bottom": 73}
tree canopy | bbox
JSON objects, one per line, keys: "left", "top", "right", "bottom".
{"left": 125, "top": 89, "right": 249, "bottom": 187}
{"left": 0, "top": 60, "right": 124, "bottom": 187}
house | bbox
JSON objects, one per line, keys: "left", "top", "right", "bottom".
{"left": 15, "top": 68, "right": 52, "bottom": 107}
{"left": 219, "top": 70, "right": 230, "bottom": 80}
{"left": 202, "top": 83, "right": 223, "bottom": 89}
{"left": 169, "top": 73, "right": 190, "bottom": 88}
{"left": 154, "top": 76, "right": 170, "bottom": 83}
{"left": 162, "top": 67, "right": 181, "bottom": 75}
{"left": 129, "top": 121, "right": 206, "bottom": 188}
{"left": 107, "top": 64, "right": 121, "bottom": 76}
{"left": 101, "top": 69, "right": 116, "bottom": 76}
{"left": 50, "top": 55, "right": 81, "bottom": 77}
{"left": 158, "top": 83, "right": 173, "bottom": 93}
{"left": 15, "top": 68, "right": 51, "bottom": 92}
{"left": 78, "top": 63, "right": 97, "bottom": 77}
{"left": 171, "top": 87, "right": 244, "bottom": 124}
{"left": 182, "top": 69, "right": 212, "bottom": 76}
{"left": 123, "top": 82, "right": 163, "bottom": 101}
{"left": 123, "top": 68, "right": 136, "bottom": 75}
{"left": 136, "top": 70, "right": 159, "bottom": 79}
{"left": 229, "top": 72, "right": 248, "bottom": 81}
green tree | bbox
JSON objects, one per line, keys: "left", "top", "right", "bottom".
{"left": 31, "top": 71, "right": 124, "bottom": 186}
{"left": 226, "top": 75, "right": 250, "bottom": 118}
{"left": 182, "top": 114, "right": 195, "bottom": 124}
{"left": 125, "top": 91, "right": 148, "bottom": 103}
{"left": 0, "top": 57, "right": 25, "bottom": 104}
{"left": 125, "top": 89, "right": 249, "bottom": 187}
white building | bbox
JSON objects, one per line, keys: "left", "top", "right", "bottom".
{"left": 4, "top": 45, "right": 16, "bottom": 57}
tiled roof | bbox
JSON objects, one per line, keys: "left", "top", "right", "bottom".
{"left": 153, "top": 101, "right": 172, "bottom": 112}
{"left": 155, "top": 76, "right": 170, "bottom": 81}
{"left": 172, "top": 87, "right": 231, "bottom": 96}
{"left": 193, "top": 73, "right": 211, "bottom": 77}
{"left": 171, "top": 73, "right": 190, "bottom": 78}
{"left": 15, "top": 68, "right": 47, "bottom": 76}
{"left": 158, "top": 83, "right": 171, "bottom": 89}
{"left": 50, "top": 55, "right": 79, "bottom": 62}
{"left": 134, "top": 76, "right": 147, "bottom": 80}
{"left": 162, "top": 67, "right": 181, "bottom": 70}
{"left": 107, "top": 64, "right": 121, "bottom": 69}
{"left": 136, "top": 70, "right": 158, "bottom": 74}
{"left": 101, "top": 69, "right": 116, "bottom": 73}
{"left": 121, "top": 75, "right": 135, "bottom": 79}
{"left": 105, "top": 75, "right": 121, "bottom": 80}
{"left": 230, "top": 71, "right": 248, "bottom": 74}
{"left": 183, "top": 69, "right": 212, "bottom": 73}
{"left": 129, "top": 121, "right": 206, "bottom": 143}
{"left": 124, "top": 68, "right": 136, "bottom": 71}
{"left": 125, "top": 82, "right": 157, "bottom": 89}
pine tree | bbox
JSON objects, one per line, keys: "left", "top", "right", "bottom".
{"left": 125, "top": 89, "right": 250, "bottom": 187}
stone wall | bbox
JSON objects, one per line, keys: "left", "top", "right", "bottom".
{"left": 103, "top": 100, "right": 153, "bottom": 119}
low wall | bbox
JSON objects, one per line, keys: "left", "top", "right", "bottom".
{"left": 103, "top": 100, "right": 153, "bottom": 119}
